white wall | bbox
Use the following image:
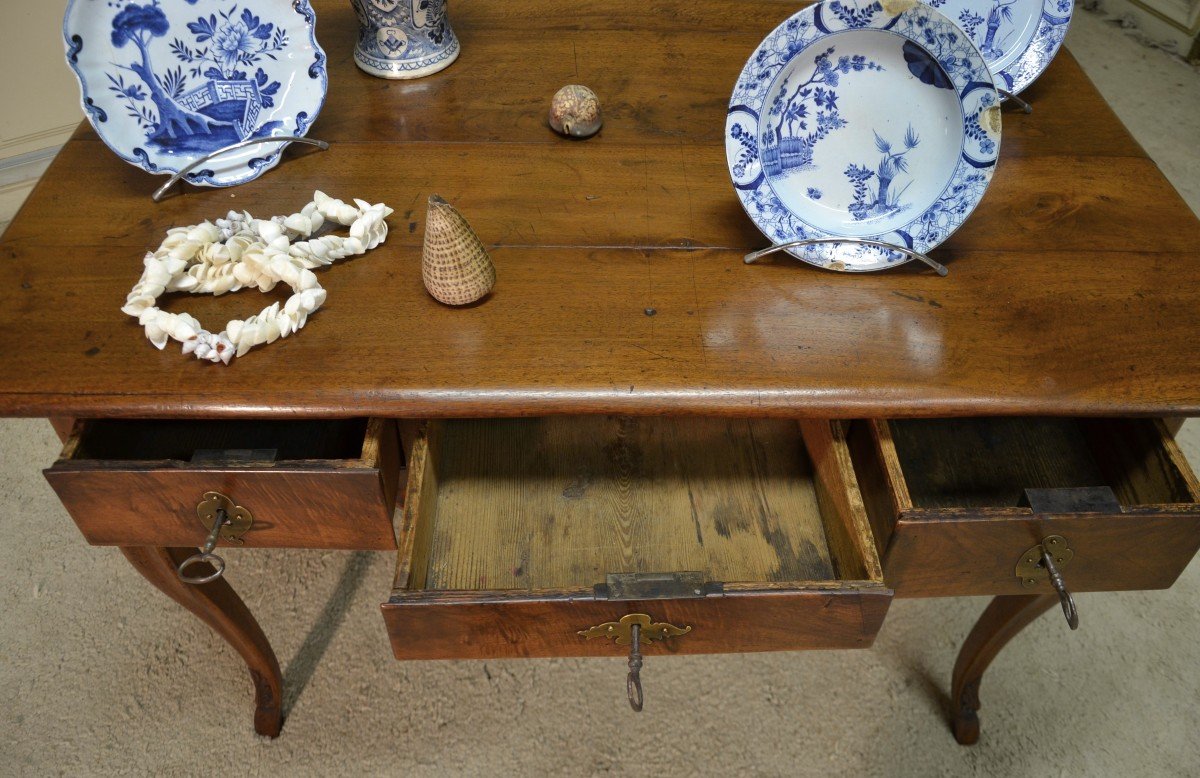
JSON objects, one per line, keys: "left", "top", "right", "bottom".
{"left": 1, "top": 1, "right": 79, "bottom": 159}
{"left": 0, "top": 0, "right": 81, "bottom": 227}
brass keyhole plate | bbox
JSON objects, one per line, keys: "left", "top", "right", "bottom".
{"left": 1016, "top": 535, "right": 1074, "bottom": 588}
{"left": 578, "top": 613, "right": 692, "bottom": 645}
{"left": 196, "top": 491, "right": 254, "bottom": 544}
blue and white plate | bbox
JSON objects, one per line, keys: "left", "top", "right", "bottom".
{"left": 922, "top": 0, "right": 1072, "bottom": 95}
{"left": 726, "top": 0, "right": 1001, "bottom": 272}
{"left": 64, "top": 1, "right": 327, "bottom": 187}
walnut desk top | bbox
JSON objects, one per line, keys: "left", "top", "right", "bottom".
{"left": 1, "top": 0, "right": 1198, "bottom": 420}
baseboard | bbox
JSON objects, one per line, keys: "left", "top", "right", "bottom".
{"left": 0, "top": 146, "right": 61, "bottom": 227}
{"left": 0, "top": 123, "right": 77, "bottom": 159}
{"left": 0, "top": 146, "right": 59, "bottom": 187}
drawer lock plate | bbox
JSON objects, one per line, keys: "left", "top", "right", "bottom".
{"left": 1016, "top": 535, "right": 1080, "bottom": 630}
{"left": 178, "top": 492, "right": 254, "bottom": 586}
{"left": 196, "top": 491, "right": 254, "bottom": 544}
{"left": 1016, "top": 535, "right": 1073, "bottom": 586}
{"left": 596, "top": 571, "right": 716, "bottom": 601}
{"left": 578, "top": 613, "right": 692, "bottom": 646}
{"left": 579, "top": 613, "right": 692, "bottom": 714}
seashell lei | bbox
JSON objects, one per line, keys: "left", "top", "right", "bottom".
{"left": 122, "top": 191, "right": 393, "bottom": 364}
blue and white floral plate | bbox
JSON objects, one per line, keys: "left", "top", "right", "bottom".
{"left": 726, "top": 0, "right": 1001, "bottom": 272}
{"left": 64, "top": 0, "right": 327, "bottom": 187}
{"left": 923, "top": 0, "right": 1072, "bottom": 95}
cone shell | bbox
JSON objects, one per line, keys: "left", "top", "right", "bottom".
{"left": 422, "top": 195, "right": 496, "bottom": 306}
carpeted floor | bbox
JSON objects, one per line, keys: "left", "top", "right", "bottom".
{"left": 3, "top": 7, "right": 1200, "bottom": 777}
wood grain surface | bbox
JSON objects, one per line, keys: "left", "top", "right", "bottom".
{"left": 414, "top": 416, "right": 839, "bottom": 591}
{"left": 44, "top": 418, "right": 401, "bottom": 549}
{"left": 799, "top": 419, "right": 883, "bottom": 581}
{"left": 850, "top": 417, "right": 1200, "bottom": 596}
{"left": 384, "top": 415, "right": 893, "bottom": 659}
{"left": 382, "top": 584, "right": 892, "bottom": 659}
{"left": 2, "top": 0, "right": 1198, "bottom": 419}
{"left": 889, "top": 417, "right": 1114, "bottom": 509}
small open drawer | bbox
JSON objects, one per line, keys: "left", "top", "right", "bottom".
{"left": 848, "top": 418, "right": 1200, "bottom": 597}
{"left": 382, "top": 417, "right": 890, "bottom": 660}
{"left": 44, "top": 418, "right": 401, "bottom": 549}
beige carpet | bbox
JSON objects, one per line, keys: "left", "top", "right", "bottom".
{"left": 2, "top": 420, "right": 1199, "bottom": 776}
{"left": 4, "top": 7, "right": 1200, "bottom": 777}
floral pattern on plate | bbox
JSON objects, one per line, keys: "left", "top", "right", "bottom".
{"left": 64, "top": 0, "right": 327, "bottom": 187}
{"left": 725, "top": 0, "right": 1001, "bottom": 272}
{"left": 923, "top": 0, "right": 1072, "bottom": 94}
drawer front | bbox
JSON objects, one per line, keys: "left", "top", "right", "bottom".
{"left": 883, "top": 510, "right": 1200, "bottom": 597}
{"left": 385, "top": 416, "right": 893, "bottom": 660}
{"left": 44, "top": 418, "right": 401, "bottom": 550}
{"left": 382, "top": 587, "right": 891, "bottom": 660}
{"left": 850, "top": 417, "right": 1200, "bottom": 598}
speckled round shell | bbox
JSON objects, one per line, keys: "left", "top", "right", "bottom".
{"left": 548, "top": 84, "right": 603, "bottom": 138}
{"left": 422, "top": 195, "right": 496, "bottom": 306}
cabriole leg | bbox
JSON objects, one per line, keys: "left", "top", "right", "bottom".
{"left": 120, "top": 546, "right": 283, "bottom": 737}
{"left": 951, "top": 593, "right": 1056, "bottom": 745}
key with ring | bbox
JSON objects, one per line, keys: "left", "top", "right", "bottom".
{"left": 626, "top": 624, "right": 644, "bottom": 712}
{"left": 177, "top": 507, "right": 230, "bottom": 585}
{"left": 176, "top": 491, "right": 255, "bottom": 585}
{"left": 578, "top": 613, "right": 691, "bottom": 711}
{"left": 1040, "top": 542, "right": 1079, "bottom": 630}
{"left": 1016, "top": 535, "right": 1079, "bottom": 630}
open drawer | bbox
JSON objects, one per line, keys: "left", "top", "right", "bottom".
{"left": 848, "top": 418, "right": 1200, "bottom": 597}
{"left": 382, "top": 417, "right": 891, "bottom": 660}
{"left": 44, "top": 418, "right": 401, "bottom": 549}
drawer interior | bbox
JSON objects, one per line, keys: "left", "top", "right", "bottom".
{"left": 66, "top": 419, "right": 373, "bottom": 463}
{"left": 400, "top": 416, "right": 879, "bottom": 593}
{"left": 886, "top": 417, "right": 1199, "bottom": 510}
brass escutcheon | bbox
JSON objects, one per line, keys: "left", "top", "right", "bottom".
{"left": 1016, "top": 535, "right": 1074, "bottom": 588}
{"left": 580, "top": 613, "right": 691, "bottom": 713}
{"left": 578, "top": 613, "right": 691, "bottom": 645}
{"left": 196, "top": 491, "right": 254, "bottom": 544}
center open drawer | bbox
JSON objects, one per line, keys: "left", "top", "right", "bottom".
{"left": 382, "top": 417, "right": 891, "bottom": 660}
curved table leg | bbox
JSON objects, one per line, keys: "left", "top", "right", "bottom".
{"left": 951, "top": 593, "right": 1056, "bottom": 745}
{"left": 121, "top": 546, "right": 283, "bottom": 738}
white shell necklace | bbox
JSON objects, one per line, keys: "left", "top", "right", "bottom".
{"left": 121, "top": 191, "right": 393, "bottom": 364}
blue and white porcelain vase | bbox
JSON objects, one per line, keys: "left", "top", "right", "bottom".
{"left": 350, "top": 0, "right": 459, "bottom": 79}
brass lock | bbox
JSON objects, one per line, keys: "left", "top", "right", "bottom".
{"left": 578, "top": 613, "right": 692, "bottom": 645}
{"left": 1016, "top": 535, "right": 1073, "bottom": 586}
{"left": 177, "top": 492, "right": 255, "bottom": 585}
{"left": 196, "top": 491, "right": 254, "bottom": 543}
{"left": 580, "top": 613, "right": 692, "bottom": 712}
{"left": 1015, "top": 535, "right": 1079, "bottom": 630}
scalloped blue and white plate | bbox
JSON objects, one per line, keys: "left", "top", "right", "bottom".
{"left": 726, "top": 0, "right": 1001, "bottom": 272}
{"left": 922, "top": 0, "right": 1072, "bottom": 95}
{"left": 64, "top": 0, "right": 327, "bottom": 187}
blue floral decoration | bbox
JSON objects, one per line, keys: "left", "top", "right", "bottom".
{"left": 760, "top": 46, "right": 882, "bottom": 178}
{"left": 63, "top": 0, "right": 327, "bottom": 187}
{"left": 725, "top": 1, "right": 1002, "bottom": 272}
{"left": 929, "top": 0, "right": 1074, "bottom": 96}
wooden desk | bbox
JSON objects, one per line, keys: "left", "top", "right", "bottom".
{"left": 3, "top": 0, "right": 1199, "bottom": 745}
